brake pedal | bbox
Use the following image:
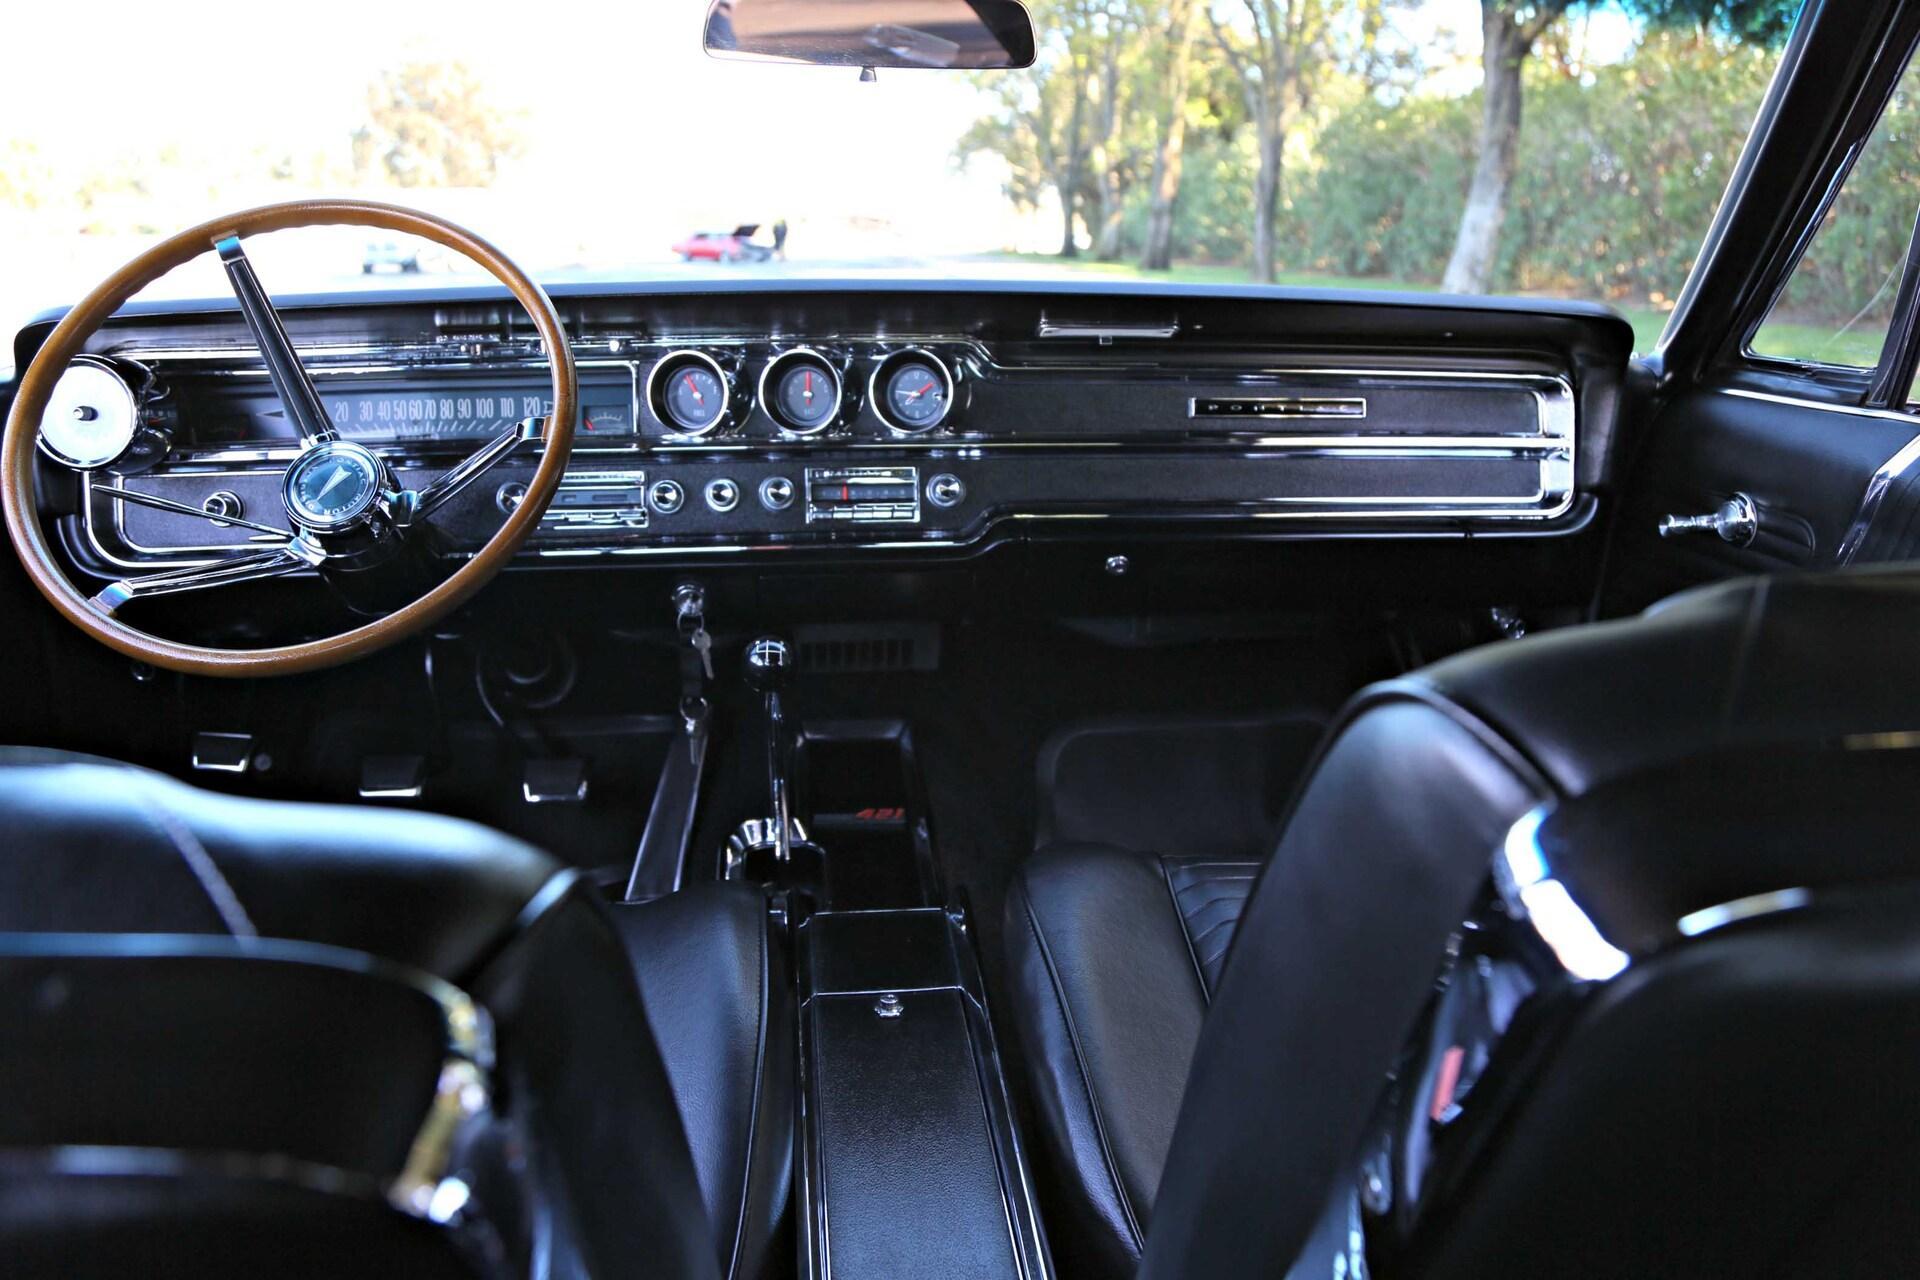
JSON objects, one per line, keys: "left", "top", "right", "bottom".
{"left": 358, "top": 755, "right": 426, "bottom": 800}
{"left": 523, "top": 757, "right": 589, "bottom": 804}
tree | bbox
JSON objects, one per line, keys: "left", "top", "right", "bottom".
{"left": 1441, "top": 0, "right": 1799, "bottom": 294}
{"left": 350, "top": 62, "right": 524, "bottom": 189}
{"left": 1210, "top": 1, "right": 1384, "bottom": 283}
{"left": 1142, "top": 0, "right": 1205, "bottom": 269}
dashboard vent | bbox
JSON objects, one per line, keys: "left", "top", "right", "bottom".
{"left": 794, "top": 623, "right": 941, "bottom": 674}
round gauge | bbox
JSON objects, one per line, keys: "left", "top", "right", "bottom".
{"left": 39, "top": 357, "right": 140, "bottom": 470}
{"left": 873, "top": 351, "right": 955, "bottom": 433}
{"left": 647, "top": 351, "right": 733, "bottom": 437}
{"left": 760, "top": 350, "right": 843, "bottom": 436}
{"left": 282, "top": 442, "right": 384, "bottom": 530}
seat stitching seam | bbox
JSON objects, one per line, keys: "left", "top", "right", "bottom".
{"left": 1176, "top": 892, "right": 1254, "bottom": 916}
{"left": 1159, "top": 856, "right": 1216, "bottom": 1007}
{"left": 1019, "top": 887, "right": 1147, "bottom": 1256}
{"left": 128, "top": 782, "right": 257, "bottom": 939}
{"left": 1187, "top": 917, "right": 1241, "bottom": 947}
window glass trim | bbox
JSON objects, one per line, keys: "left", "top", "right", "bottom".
{"left": 1734, "top": 22, "right": 1920, "bottom": 378}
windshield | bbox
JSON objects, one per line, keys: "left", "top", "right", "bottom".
{"left": 4, "top": 1, "right": 1807, "bottom": 374}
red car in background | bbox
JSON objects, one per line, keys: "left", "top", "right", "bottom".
{"left": 672, "top": 224, "right": 772, "bottom": 263}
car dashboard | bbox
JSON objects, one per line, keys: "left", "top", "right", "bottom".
{"left": 21, "top": 280, "right": 1631, "bottom": 582}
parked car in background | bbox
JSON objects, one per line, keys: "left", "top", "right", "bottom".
{"left": 672, "top": 224, "right": 771, "bottom": 263}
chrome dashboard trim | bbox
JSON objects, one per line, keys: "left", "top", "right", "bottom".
{"left": 80, "top": 354, "right": 1576, "bottom": 567}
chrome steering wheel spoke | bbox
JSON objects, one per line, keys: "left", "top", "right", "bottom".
{"left": 97, "top": 483, "right": 295, "bottom": 542}
{"left": 390, "top": 417, "right": 543, "bottom": 527}
{"left": 214, "top": 235, "right": 339, "bottom": 448}
{"left": 89, "top": 540, "right": 323, "bottom": 617}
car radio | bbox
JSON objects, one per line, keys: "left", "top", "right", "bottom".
{"left": 805, "top": 466, "right": 920, "bottom": 524}
{"left": 522, "top": 468, "right": 650, "bottom": 536}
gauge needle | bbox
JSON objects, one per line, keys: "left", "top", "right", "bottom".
{"left": 907, "top": 381, "right": 937, "bottom": 401}
{"left": 804, "top": 371, "right": 814, "bottom": 402}
{"left": 314, "top": 466, "right": 352, "bottom": 502}
{"left": 683, "top": 374, "right": 705, "bottom": 404}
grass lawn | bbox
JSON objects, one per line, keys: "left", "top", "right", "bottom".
{"left": 974, "top": 252, "right": 1882, "bottom": 366}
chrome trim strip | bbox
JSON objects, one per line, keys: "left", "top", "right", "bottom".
{"left": 1838, "top": 430, "right": 1920, "bottom": 563}
{"left": 1496, "top": 806, "right": 1632, "bottom": 981}
{"left": 1676, "top": 888, "right": 1812, "bottom": 938}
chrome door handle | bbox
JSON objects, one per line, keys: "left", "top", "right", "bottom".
{"left": 1659, "top": 493, "right": 1758, "bottom": 547}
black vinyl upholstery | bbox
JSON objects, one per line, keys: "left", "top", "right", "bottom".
{"left": 1008, "top": 714, "right": 1322, "bottom": 1275}
{"left": 1006, "top": 566, "right": 1920, "bottom": 1279}
{"left": 0, "top": 749, "right": 787, "bottom": 1280}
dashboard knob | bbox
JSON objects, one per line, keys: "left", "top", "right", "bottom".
{"left": 705, "top": 478, "right": 741, "bottom": 513}
{"left": 927, "top": 473, "right": 966, "bottom": 508}
{"left": 201, "top": 490, "right": 245, "bottom": 526}
{"left": 649, "top": 479, "right": 685, "bottom": 515}
{"left": 759, "top": 476, "right": 795, "bottom": 512}
{"left": 495, "top": 480, "right": 528, "bottom": 514}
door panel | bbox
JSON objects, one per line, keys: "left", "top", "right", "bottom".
{"left": 1603, "top": 386, "right": 1919, "bottom": 613}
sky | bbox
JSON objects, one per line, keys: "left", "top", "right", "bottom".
{"left": 0, "top": 0, "right": 1639, "bottom": 348}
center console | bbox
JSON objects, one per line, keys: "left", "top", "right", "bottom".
{"left": 688, "top": 635, "right": 1052, "bottom": 1280}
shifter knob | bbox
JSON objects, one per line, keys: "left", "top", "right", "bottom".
{"left": 744, "top": 636, "right": 793, "bottom": 694}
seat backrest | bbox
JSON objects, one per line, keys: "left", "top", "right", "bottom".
{"left": 1135, "top": 567, "right": 1920, "bottom": 1280}
{"left": 0, "top": 935, "right": 492, "bottom": 1279}
{"left": 0, "top": 751, "right": 724, "bottom": 1280}
{"left": 1401, "top": 747, "right": 1920, "bottom": 1278}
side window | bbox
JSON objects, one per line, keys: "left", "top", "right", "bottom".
{"left": 1749, "top": 51, "right": 1920, "bottom": 368}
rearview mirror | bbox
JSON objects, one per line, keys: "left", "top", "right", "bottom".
{"left": 705, "top": 0, "right": 1037, "bottom": 70}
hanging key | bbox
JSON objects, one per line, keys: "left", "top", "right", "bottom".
{"left": 691, "top": 624, "right": 714, "bottom": 680}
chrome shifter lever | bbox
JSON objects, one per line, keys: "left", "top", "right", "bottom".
{"left": 744, "top": 636, "right": 798, "bottom": 865}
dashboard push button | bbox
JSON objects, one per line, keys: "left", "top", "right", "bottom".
{"left": 927, "top": 473, "right": 966, "bottom": 508}
{"left": 759, "top": 476, "right": 795, "bottom": 511}
{"left": 648, "top": 479, "right": 685, "bottom": 515}
{"left": 705, "top": 478, "right": 741, "bottom": 513}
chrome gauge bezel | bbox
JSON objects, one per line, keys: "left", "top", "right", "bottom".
{"left": 869, "top": 348, "right": 956, "bottom": 435}
{"left": 759, "top": 348, "right": 845, "bottom": 437}
{"left": 646, "top": 349, "right": 735, "bottom": 438}
{"left": 38, "top": 356, "right": 151, "bottom": 472}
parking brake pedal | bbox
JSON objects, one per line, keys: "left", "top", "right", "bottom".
{"left": 523, "top": 757, "right": 589, "bottom": 805}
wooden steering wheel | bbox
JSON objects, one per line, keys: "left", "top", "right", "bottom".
{"left": 2, "top": 200, "right": 576, "bottom": 678}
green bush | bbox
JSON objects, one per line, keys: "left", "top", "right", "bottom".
{"left": 1290, "top": 34, "right": 1780, "bottom": 308}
